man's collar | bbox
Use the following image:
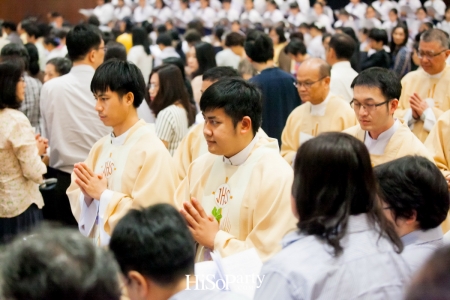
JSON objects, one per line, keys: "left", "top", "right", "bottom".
{"left": 223, "top": 135, "right": 259, "bottom": 166}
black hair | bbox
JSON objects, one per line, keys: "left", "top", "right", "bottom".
{"left": 1, "top": 226, "right": 121, "bottom": 300}
{"left": 44, "top": 35, "right": 60, "bottom": 47}
{"left": 184, "top": 29, "right": 202, "bottom": 44}
{"left": 213, "top": 25, "right": 225, "bottom": 41}
{"left": 187, "top": 20, "right": 204, "bottom": 36}
{"left": 87, "top": 15, "right": 101, "bottom": 27}
{"left": 340, "top": 27, "right": 358, "bottom": 42}
{"left": 390, "top": 8, "right": 398, "bottom": 15}
{"left": 369, "top": 28, "right": 388, "bottom": 45}
{"left": 389, "top": 25, "right": 409, "bottom": 54}
{"left": 244, "top": 30, "right": 274, "bottom": 63}
{"left": 23, "top": 23, "right": 41, "bottom": 39}
{"left": 0, "top": 43, "right": 30, "bottom": 72}
{"left": 24, "top": 43, "right": 40, "bottom": 76}
{"left": 322, "top": 32, "right": 332, "bottom": 43}
{"left": 270, "top": 26, "right": 287, "bottom": 44}
{"left": 47, "top": 57, "right": 72, "bottom": 76}
{"left": 156, "top": 33, "right": 172, "bottom": 47}
{"left": 293, "top": 132, "right": 403, "bottom": 256}
{"left": 202, "top": 66, "right": 240, "bottom": 82}
{"left": 224, "top": 32, "right": 245, "bottom": 47}
{"left": 132, "top": 27, "right": 151, "bottom": 55}
{"left": 156, "top": 24, "right": 167, "bottom": 34}
{"left": 200, "top": 78, "right": 262, "bottom": 136}
{"left": 0, "top": 61, "right": 24, "bottom": 110}
{"left": 109, "top": 204, "right": 195, "bottom": 286}
{"left": 374, "top": 156, "right": 449, "bottom": 230}
{"left": 66, "top": 24, "right": 102, "bottom": 62}
{"left": 329, "top": 33, "right": 355, "bottom": 60}
{"left": 192, "top": 42, "right": 217, "bottom": 78}
{"left": 91, "top": 59, "right": 146, "bottom": 108}
{"left": 284, "top": 39, "right": 306, "bottom": 56}
{"left": 104, "top": 41, "right": 127, "bottom": 61}
{"left": 1, "top": 21, "right": 17, "bottom": 31}
{"left": 290, "top": 32, "right": 304, "bottom": 41}
{"left": 351, "top": 67, "right": 401, "bottom": 101}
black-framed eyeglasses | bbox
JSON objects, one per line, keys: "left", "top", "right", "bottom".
{"left": 417, "top": 49, "right": 447, "bottom": 60}
{"left": 350, "top": 99, "right": 390, "bottom": 112}
{"left": 294, "top": 76, "right": 327, "bottom": 89}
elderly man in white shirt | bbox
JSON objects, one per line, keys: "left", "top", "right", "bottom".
{"left": 326, "top": 34, "right": 358, "bottom": 103}
{"left": 40, "top": 24, "right": 109, "bottom": 226}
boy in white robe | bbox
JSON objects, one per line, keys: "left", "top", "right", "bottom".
{"left": 344, "top": 67, "right": 432, "bottom": 166}
{"left": 67, "top": 60, "right": 179, "bottom": 246}
{"left": 175, "top": 78, "right": 296, "bottom": 262}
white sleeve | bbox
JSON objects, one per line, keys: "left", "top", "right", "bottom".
{"left": 403, "top": 108, "right": 416, "bottom": 129}
{"left": 98, "top": 189, "right": 115, "bottom": 246}
{"left": 421, "top": 107, "right": 437, "bottom": 132}
{"left": 79, "top": 193, "right": 99, "bottom": 237}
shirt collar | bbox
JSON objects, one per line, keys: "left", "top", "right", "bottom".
{"left": 332, "top": 61, "right": 352, "bottom": 69}
{"left": 110, "top": 128, "right": 131, "bottom": 146}
{"left": 310, "top": 92, "right": 331, "bottom": 116}
{"left": 70, "top": 64, "right": 96, "bottom": 74}
{"left": 364, "top": 119, "right": 400, "bottom": 155}
{"left": 401, "top": 227, "right": 443, "bottom": 247}
{"left": 223, "top": 134, "right": 259, "bottom": 166}
{"left": 427, "top": 68, "right": 446, "bottom": 79}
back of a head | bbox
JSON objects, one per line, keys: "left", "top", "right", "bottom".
{"left": 104, "top": 41, "right": 127, "bottom": 61}
{"left": 131, "top": 27, "right": 150, "bottom": 55}
{"left": 0, "top": 60, "right": 24, "bottom": 110}
{"left": 292, "top": 132, "right": 401, "bottom": 256}
{"left": 244, "top": 31, "right": 274, "bottom": 63}
{"left": 156, "top": 33, "right": 173, "bottom": 47}
{"left": 193, "top": 42, "right": 217, "bottom": 77}
{"left": 162, "top": 56, "right": 186, "bottom": 79}
{"left": 202, "top": 66, "right": 240, "bottom": 82}
{"left": 200, "top": 78, "right": 262, "bottom": 136}
{"left": 87, "top": 15, "right": 101, "bottom": 27}
{"left": 420, "top": 29, "right": 450, "bottom": 49}
{"left": 109, "top": 204, "right": 195, "bottom": 287}
{"left": 284, "top": 39, "right": 307, "bottom": 56}
{"left": 47, "top": 57, "right": 72, "bottom": 76}
{"left": 368, "top": 28, "right": 388, "bottom": 45}
{"left": 340, "top": 27, "right": 358, "bottom": 43}
{"left": 24, "top": 43, "right": 40, "bottom": 76}
{"left": 1, "top": 226, "right": 121, "bottom": 300}
{"left": 23, "top": 23, "right": 41, "bottom": 39}
{"left": 351, "top": 67, "right": 401, "bottom": 101}
{"left": 91, "top": 59, "right": 146, "bottom": 108}
{"left": 184, "top": 29, "right": 202, "bottom": 44}
{"left": 2, "top": 21, "right": 17, "bottom": 31}
{"left": 329, "top": 33, "right": 355, "bottom": 61}
{"left": 225, "top": 32, "right": 245, "bottom": 47}
{"left": 374, "top": 156, "right": 449, "bottom": 230}
{"left": 66, "top": 24, "right": 102, "bottom": 62}
{"left": 405, "top": 246, "right": 450, "bottom": 300}
{"left": 0, "top": 43, "right": 29, "bottom": 71}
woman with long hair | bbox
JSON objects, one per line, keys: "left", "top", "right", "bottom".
{"left": 128, "top": 27, "right": 153, "bottom": 85}
{"left": 187, "top": 42, "right": 217, "bottom": 104}
{"left": 255, "top": 132, "right": 410, "bottom": 299}
{"left": 0, "top": 60, "right": 47, "bottom": 244}
{"left": 149, "top": 64, "right": 195, "bottom": 155}
{"left": 389, "top": 25, "right": 411, "bottom": 78}
{"left": 269, "top": 26, "right": 290, "bottom": 72}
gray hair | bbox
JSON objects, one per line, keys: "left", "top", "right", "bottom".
{"left": 420, "top": 29, "right": 450, "bottom": 49}
{"left": 0, "top": 225, "right": 121, "bottom": 300}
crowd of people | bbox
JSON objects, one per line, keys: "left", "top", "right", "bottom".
{"left": 2, "top": 0, "right": 450, "bottom": 299}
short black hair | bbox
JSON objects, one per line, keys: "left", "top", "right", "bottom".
{"left": 66, "top": 24, "right": 102, "bottom": 62}
{"left": 214, "top": 25, "right": 225, "bottom": 41}
{"left": 202, "top": 66, "right": 240, "bottom": 82}
{"left": 200, "top": 78, "right": 262, "bottom": 136}
{"left": 368, "top": 28, "right": 388, "bottom": 45}
{"left": 184, "top": 29, "right": 202, "bottom": 44}
{"left": 0, "top": 43, "right": 29, "bottom": 71}
{"left": 87, "top": 15, "right": 100, "bottom": 27}
{"left": 374, "top": 156, "right": 449, "bottom": 230}
{"left": 91, "top": 59, "right": 146, "bottom": 108}
{"left": 104, "top": 41, "right": 127, "bottom": 61}
{"left": 284, "top": 39, "right": 307, "bottom": 56}
{"left": 0, "top": 61, "right": 23, "bottom": 110}
{"left": 1, "top": 226, "right": 121, "bottom": 300}
{"left": 225, "top": 32, "right": 245, "bottom": 47}
{"left": 23, "top": 23, "right": 41, "bottom": 39}
{"left": 244, "top": 30, "right": 274, "bottom": 63}
{"left": 47, "top": 57, "right": 72, "bottom": 76}
{"left": 156, "top": 33, "right": 172, "bottom": 46}
{"left": 24, "top": 43, "right": 40, "bottom": 76}
{"left": 109, "top": 204, "right": 195, "bottom": 286}
{"left": 1, "top": 21, "right": 17, "bottom": 31}
{"left": 351, "top": 67, "right": 401, "bottom": 101}
{"left": 329, "top": 33, "right": 355, "bottom": 60}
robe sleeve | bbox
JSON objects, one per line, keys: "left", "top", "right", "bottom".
{"left": 280, "top": 111, "right": 299, "bottom": 165}
{"left": 213, "top": 164, "right": 296, "bottom": 262}
{"left": 173, "top": 129, "right": 197, "bottom": 181}
{"left": 425, "top": 113, "right": 450, "bottom": 177}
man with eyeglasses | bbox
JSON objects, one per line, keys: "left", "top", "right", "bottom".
{"left": 280, "top": 58, "right": 356, "bottom": 165}
{"left": 344, "top": 67, "right": 432, "bottom": 166}
{"left": 396, "top": 29, "right": 450, "bottom": 142}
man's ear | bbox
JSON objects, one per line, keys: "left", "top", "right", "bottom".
{"left": 405, "top": 210, "right": 418, "bottom": 224}
{"left": 127, "top": 271, "right": 150, "bottom": 299}
{"left": 125, "top": 91, "right": 135, "bottom": 106}
{"left": 240, "top": 116, "right": 253, "bottom": 135}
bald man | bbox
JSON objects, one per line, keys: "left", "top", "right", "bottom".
{"left": 280, "top": 58, "right": 356, "bottom": 164}
{"left": 397, "top": 29, "right": 450, "bottom": 142}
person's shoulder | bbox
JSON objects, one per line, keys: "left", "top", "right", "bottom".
{"left": 3, "top": 108, "right": 30, "bottom": 125}
{"left": 401, "top": 68, "right": 423, "bottom": 82}
{"left": 342, "top": 123, "right": 361, "bottom": 136}
{"left": 42, "top": 74, "right": 71, "bottom": 91}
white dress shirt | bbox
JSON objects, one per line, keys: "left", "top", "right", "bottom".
{"left": 437, "top": 20, "right": 450, "bottom": 36}
{"left": 310, "top": 93, "right": 331, "bottom": 116}
{"left": 372, "top": 0, "right": 398, "bottom": 22}
{"left": 296, "top": 0, "right": 310, "bottom": 15}
{"left": 263, "top": 9, "right": 285, "bottom": 24}
{"left": 330, "top": 61, "right": 358, "bottom": 102}
{"left": 216, "top": 48, "right": 242, "bottom": 69}
{"left": 93, "top": 3, "right": 115, "bottom": 25}
{"left": 40, "top": 65, "right": 110, "bottom": 174}
{"left": 127, "top": 45, "right": 153, "bottom": 85}
{"left": 174, "top": 8, "right": 194, "bottom": 28}
{"left": 254, "top": 0, "right": 267, "bottom": 15}
{"left": 424, "top": 0, "right": 447, "bottom": 20}
{"left": 217, "top": 8, "right": 241, "bottom": 22}
{"left": 345, "top": 2, "right": 367, "bottom": 20}
{"left": 240, "top": 9, "right": 263, "bottom": 23}
{"left": 153, "top": 6, "right": 173, "bottom": 25}
{"left": 307, "top": 35, "right": 325, "bottom": 59}
{"left": 398, "top": 0, "right": 422, "bottom": 19}
{"left": 46, "top": 45, "right": 68, "bottom": 62}
{"left": 288, "top": 12, "right": 307, "bottom": 27}
{"left": 134, "top": 5, "right": 153, "bottom": 23}
{"left": 114, "top": 5, "right": 132, "bottom": 20}
{"left": 154, "top": 46, "right": 180, "bottom": 67}
{"left": 196, "top": 7, "right": 217, "bottom": 29}
{"left": 364, "top": 119, "right": 400, "bottom": 155}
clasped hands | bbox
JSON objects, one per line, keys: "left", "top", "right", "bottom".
{"left": 180, "top": 197, "right": 219, "bottom": 250}
{"left": 35, "top": 134, "right": 48, "bottom": 156}
{"left": 74, "top": 162, "right": 107, "bottom": 205}
{"left": 409, "top": 93, "right": 429, "bottom": 120}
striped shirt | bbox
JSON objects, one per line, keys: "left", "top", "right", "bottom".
{"left": 155, "top": 104, "right": 189, "bottom": 155}
{"left": 21, "top": 74, "right": 42, "bottom": 134}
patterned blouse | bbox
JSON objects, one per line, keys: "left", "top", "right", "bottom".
{"left": 0, "top": 108, "right": 46, "bottom": 218}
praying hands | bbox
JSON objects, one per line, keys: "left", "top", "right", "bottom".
{"left": 180, "top": 197, "right": 219, "bottom": 250}
{"left": 74, "top": 162, "right": 107, "bottom": 204}
{"left": 409, "top": 93, "right": 429, "bottom": 120}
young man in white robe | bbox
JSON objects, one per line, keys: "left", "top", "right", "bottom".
{"left": 67, "top": 60, "right": 179, "bottom": 246}
{"left": 344, "top": 67, "right": 432, "bottom": 166}
{"left": 280, "top": 58, "right": 356, "bottom": 165}
{"left": 175, "top": 78, "right": 296, "bottom": 262}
